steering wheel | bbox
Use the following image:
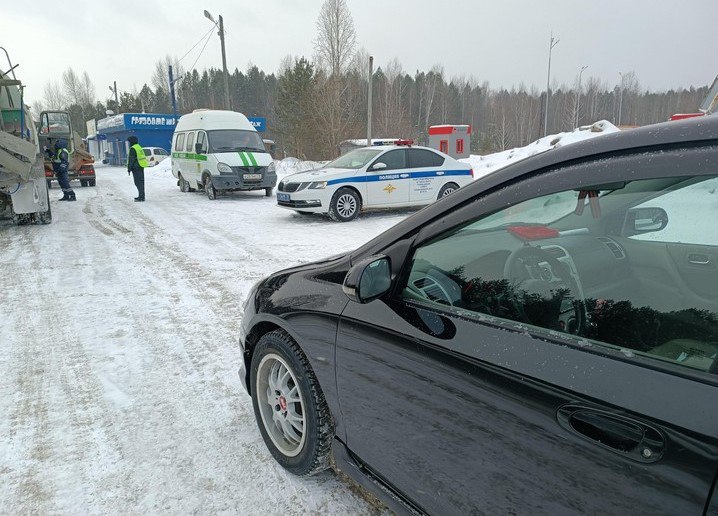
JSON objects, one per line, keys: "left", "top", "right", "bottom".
{"left": 502, "top": 245, "right": 585, "bottom": 335}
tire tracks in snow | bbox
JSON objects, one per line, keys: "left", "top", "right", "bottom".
{"left": 0, "top": 223, "right": 128, "bottom": 512}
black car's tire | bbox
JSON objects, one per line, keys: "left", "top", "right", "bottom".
{"left": 204, "top": 175, "right": 217, "bottom": 200}
{"left": 328, "top": 187, "right": 361, "bottom": 222}
{"left": 179, "top": 173, "right": 190, "bottom": 193}
{"left": 437, "top": 182, "right": 460, "bottom": 200}
{"left": 265, "top": 187, "right": 273, "bottom": 197}
{"left": 89, "top": 178, "right": 96, "bottom": 187}
{"left": 250, "top": 329, "right": 333, "bottom": 476}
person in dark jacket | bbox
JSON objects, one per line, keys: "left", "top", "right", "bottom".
{"left": 53, "top": 139, "right": 76, "bottom": 201}
{"left": 126, "top": 135, "right": 148, "bottom": 202}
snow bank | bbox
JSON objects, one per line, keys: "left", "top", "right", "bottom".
{"left": 461, "top": 120, "right": 619, "bottom": 180}
{"left": 275, "top": 157, "right": 325, "bottom": 179}
{"left": 149, "top": 157, "right": 173, "bottom": 176}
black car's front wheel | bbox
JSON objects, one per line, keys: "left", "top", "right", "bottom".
{"left": 251, "top": 329, "right": 333, "bottom": 476}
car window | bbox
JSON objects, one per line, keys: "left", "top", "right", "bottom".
{"left": 196, "top": 131, "right": 207, "bottom": 153}
{"left": 142, "top": 148, "right": 152, "bottom": 156}
{"left": 372, "top": 149, "right": 406, "bottom": 171}
{"left": 325, "top": 148, "right": 382, "bottom": 169}
{"left": 408, "top": 148, "right": 444, "bottom": 168}
{"left": 174, "top": 133, "right": 185, "bottom": 152}
{"left": 185, "top": 132, "right": 195, "bottom": 152}
{"left": 156, "top": 148, "right": 168, "bottom": 156}
{"left": 400, "top": 175, "right": 718, "bottom": 374}
{"left": 630, "top": 176, "right": 718, "bottom": 246}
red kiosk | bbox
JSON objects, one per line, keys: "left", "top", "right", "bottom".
{"left": 429, "top": 125, "right": 471, "bottom": 159}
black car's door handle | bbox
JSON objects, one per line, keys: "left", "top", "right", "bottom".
{"left": 687, "top": 253, "right": 712, "bottom": 266}
{"left": 557, "top": 405, "right": 665, "bottom": 463}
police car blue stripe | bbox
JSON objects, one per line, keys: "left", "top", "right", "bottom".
{"left": 326, "top": 169, "right": 472, "bottom": 186}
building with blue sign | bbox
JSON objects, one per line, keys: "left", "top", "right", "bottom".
{"left": 95, "top": 113, "right": 180, "bottom": 166}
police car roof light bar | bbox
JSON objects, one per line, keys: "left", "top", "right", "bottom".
{"left": 394, "top": 139, "right": 413, "bottom": 146}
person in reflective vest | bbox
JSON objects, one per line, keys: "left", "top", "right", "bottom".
{"left": 127, "top": 135, "right": 148, "bottom": 202}
{"left": 53, "top": 139, "right": 76, "bottom": 201}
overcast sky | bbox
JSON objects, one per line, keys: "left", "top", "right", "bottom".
{"left": 4, "top": 0, "right": 717, "bottom": 106}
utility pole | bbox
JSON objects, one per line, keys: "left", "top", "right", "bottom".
{"left": 367, "top": 55, "right": 373, "bottom": 147}
{"left": 169, "top": 65, "right": 178, "bottom": 118}
{"left": 575, "top": 65, "right": 588, "bottom": 129}
{"left": 109, "top": 81, "right": 119, "bottom": 113}
{"left": 543, "top": 33, "right": 559, "bottom": 136}
{"left": 204, "top": 10, "right": 231, "bottom": 110}
{"left": 618, "top": 71, "right": 625, "bottom": 127}
{"left": 219, "top": 15, "right": 230, "bottom": 110}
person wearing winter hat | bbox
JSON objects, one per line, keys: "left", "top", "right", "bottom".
{"left": 126, "top": 135, "right": 148, "bottom": 201}
{"left": 53, "top": 139, "right": 76, "bottom": 201}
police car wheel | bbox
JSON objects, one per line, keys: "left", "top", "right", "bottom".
{"left": 438, "top": 182, "right": 460, "bottom": 200}
{"left": 329, "top": 188, "right": 361, "bottom": 222}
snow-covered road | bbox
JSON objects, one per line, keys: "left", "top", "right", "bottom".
{"left": 0, "top": 165, "right": 410, "bottom": 514}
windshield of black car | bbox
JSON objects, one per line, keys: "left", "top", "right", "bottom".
{"left": 324, "top": 148, "right": 382, "bottom": 169}
{"left": 207, "top": 130, "right": 265, "bottom": 153}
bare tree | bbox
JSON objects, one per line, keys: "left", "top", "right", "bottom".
{"left": 421, "top": 64, "right": 443, "bottom": 129}
{"left": 62, "top": 68, "right": 82, "bottom": 106}
{"left": 42, "top": 80, "right": 65, "bottom": 110}
{"left": 314, "top": 0, "right": 357, "bottom": 76}
{"left": 152, "top": 55, "right": 183, "bottom": 95}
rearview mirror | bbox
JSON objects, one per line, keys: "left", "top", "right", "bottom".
{"left": 195, "top": 143, "right": 205, "bottom": 154}
{"left": 625, "top": 207, "right": 668, "bottom": 235}
{"left": 370, "top": 162, "right": 387, "bottom": 171}
{"left": 343, "top": 255, "right": 391, "bottom": 303}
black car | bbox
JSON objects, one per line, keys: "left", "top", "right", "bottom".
{"left": 238, "top": 116, "right": 718, "bottom": 515}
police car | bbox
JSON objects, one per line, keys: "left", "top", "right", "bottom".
{"left": 276, "top": 141, "right": 474, "bottom": 221}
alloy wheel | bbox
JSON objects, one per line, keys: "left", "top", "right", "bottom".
{"left": 336, "top": 194, "right": 357, "bottom": 218}
{"left": 255, "top": 353, "right": 306, "bottom": 457}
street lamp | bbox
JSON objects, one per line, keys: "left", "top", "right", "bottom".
{"left": 204, "top": 9, "right": 231, "bottom": 110}
{"left": 367, "top": 55, "right": 373, "bottom": 147}
{"left": 575, "top": 65, "right": 588, "bottom": 129}
{"left": 543, "top": 33, "right": 559, "bottom": 136}
{"left": 618, "top": 71, "right": 625, "bottom": 127}
{"left": 168, "top": 65, "right": 183, "bottom": 118}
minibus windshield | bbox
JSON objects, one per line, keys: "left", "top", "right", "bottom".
{"left": 208, "top": 130, "right": 265, "bottom": 153}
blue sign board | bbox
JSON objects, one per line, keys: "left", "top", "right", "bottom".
{"left": 248, "top": 116, "right": 267, "bottom": 132}
{"left": 124, "top": 113, "right": 179, "bottom": 130}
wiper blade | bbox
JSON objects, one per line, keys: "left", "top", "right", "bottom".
{"left": 235, "top": 146, "right": 263, "bottom": 152}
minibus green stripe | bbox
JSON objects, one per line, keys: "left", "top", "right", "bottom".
{"left": 238, "top": 152, "right": 250, "bottom": 166}
{"left": 172, "top": 152, "right": 207, "bottom": 161}
{"left": 247, "top": 152, "right": 258, "bottom": 166}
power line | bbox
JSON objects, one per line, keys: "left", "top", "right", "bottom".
{"left": 177, "top": 26, "right": 215, "bottom": 64}
{"left": 187, "top": 29, "right": 215, "bottom": 73}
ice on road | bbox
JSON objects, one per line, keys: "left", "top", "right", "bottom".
{"left": 0, "top": 165, "right": 409, "bottom": 514}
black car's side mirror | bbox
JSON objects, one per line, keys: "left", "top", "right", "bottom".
{"left": 625, "top": 207, "right": 668, "bottom": 235}
{"left": 343, "top": 255, "right": 392, "bottom": 303}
